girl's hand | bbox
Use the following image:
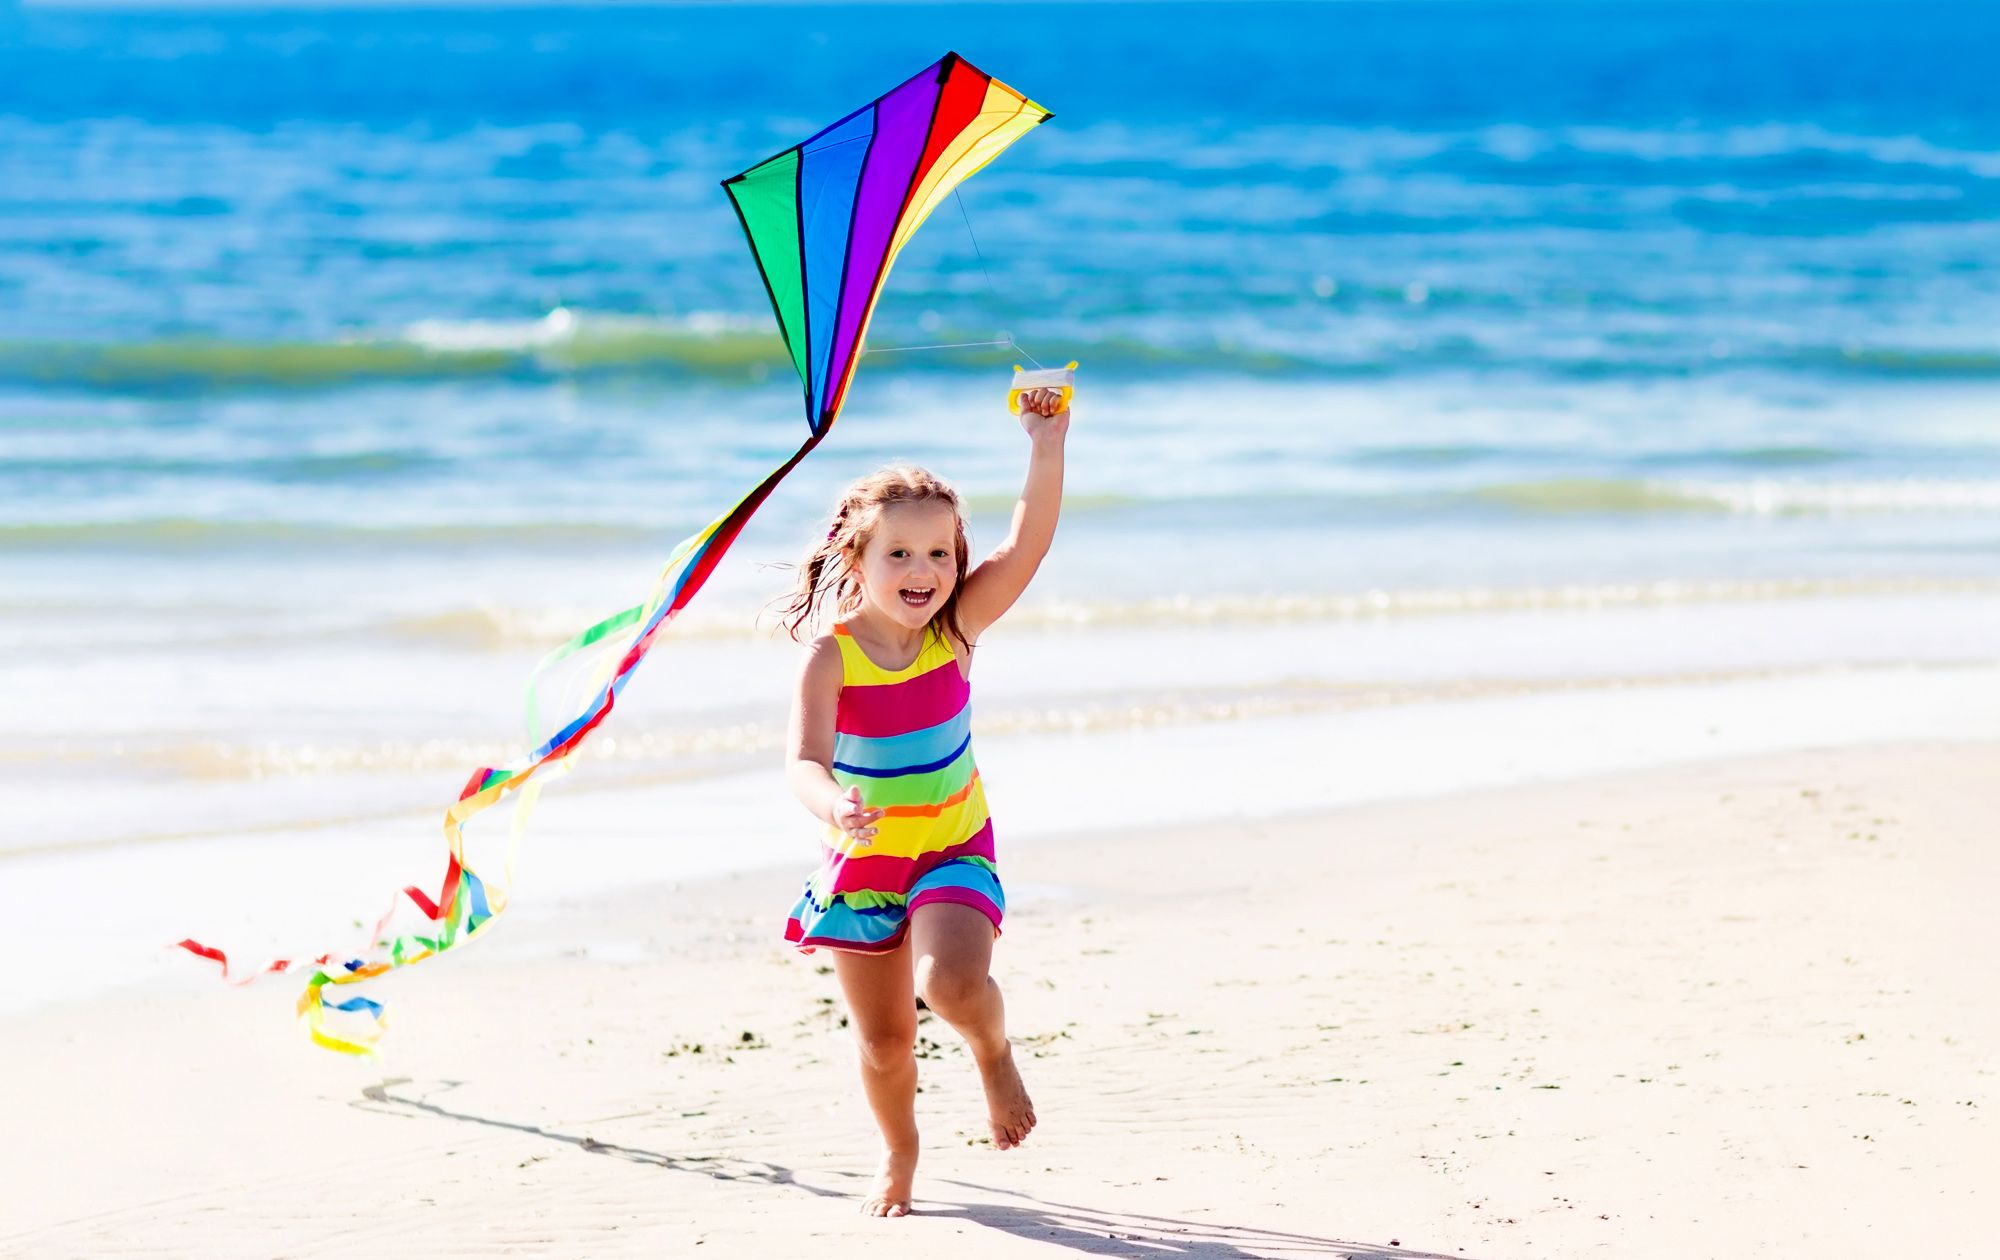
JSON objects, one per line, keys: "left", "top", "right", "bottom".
{"left": 1017, "top": 386, "right": 1070, "bottom": 445}
{"left": 830, "top": 785, "right": 884, "bottom": 846}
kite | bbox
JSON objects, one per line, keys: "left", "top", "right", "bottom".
{"left": 179, "top": 52, "right": 1052, "bottom": 1055}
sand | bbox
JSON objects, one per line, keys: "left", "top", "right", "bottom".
{"left": 2, "top": 740, "right": 1993, "bottom": 1258}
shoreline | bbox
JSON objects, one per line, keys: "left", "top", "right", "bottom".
{"left": 5, "top": 658, "right": 2000, "bottom": 1022}
{"left": 3, "top": 740, "right": 1993, "bottom": 1257}
{"left": 4, "top": 653, "right": 1996, "bottom": 862}
{"left": 8, "top": 580, "right": 2000, "bottom": 854}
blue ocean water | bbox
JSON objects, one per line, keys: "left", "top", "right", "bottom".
{"left": 2, "top": 2, "right": 1998, "bottom": 590}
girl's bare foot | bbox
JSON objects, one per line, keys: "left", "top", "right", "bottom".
{"left": 861, "top": 1144, "right": 918, "bottom": 1217}
{"left": 979, "top": 1047, "right": 1037, "bottom": 1149}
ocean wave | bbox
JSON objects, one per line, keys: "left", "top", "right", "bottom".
{"left": 0, "top": 496, "right": 1162, "bottom": 552}
{"left": 1472, "top": 477, "right": 2000, "bottom": 517}
{"left": 11, "top": 292, "right": 2000, "bottom": 396}
{"left": 1633, "top": 445, "right": 1859, "bottom": 469}
{"left": 385, "top": 603, "right": 753, "bottom": 650}
{"left": 0, "top": 449, "right": 445, "bottom": 483}
{"left": 1351, "top": 445, "right": 1864, "bottom": 471}
{"left": 3, "top": 472, "right": 1995, "bottom": 556}
{"left": 0, "top": 314, "right": 793, "bottom": 393}
{"left": 374, "top": 576, "right": 2000, "bottom": 651}
{"left": 15, "top": 653, "right": 1986, "bottom": 800}
{"left": 139, "top": 723, "right": 785, "bottom": 783}
{"left": 1551, "top": 122, "right": 2000, "bottom": 180}
{"left": 1470, "top": 479, "right": 1727, "bottom": 514}
{"left": 1795, "top": 347, "right": 2000, "bottom": 378}
{"left": 1660, "top": 478, "right": 2000, "bottom": 515}
{"left": 1010, "top": 577, "right": 2000, "bottom": 630}
{"left": 1049, "top": 119, "right": 2000, "bottom": 182}
{"left": 13, "top": 312, "right": 2000, "bottom": 395}
{"left": 0, "top": 320, "right": 1301, "bottom": 394}
{"left": 0, "top": 518, "right": 660, "bottom": 550}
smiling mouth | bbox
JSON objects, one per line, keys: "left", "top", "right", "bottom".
{"left": 898, "top": 587, "right": 935, "bottom": 608}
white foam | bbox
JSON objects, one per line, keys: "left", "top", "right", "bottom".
{"left": 1666, "top": 477, "right": 2000, "bottom": 514}
{"left": 398, "top": 307, "right": 766, "bottom": 355}
{"left": 401, "top": 307, "right": 578, "bottom": 353}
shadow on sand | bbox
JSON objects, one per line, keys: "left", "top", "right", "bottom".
{"left": 359, "top": 1078, "right": 1489, "bottom": 1260}
{"left": 355, "top": 1076, "right": 839, "bottom": 1199}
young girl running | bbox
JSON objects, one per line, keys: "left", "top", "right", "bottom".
{"left": 778, "top": 386, "right": 1070, "bottom": 1217}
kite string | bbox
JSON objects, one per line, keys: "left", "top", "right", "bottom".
{"left": 955, "top": 189, "right": 1045, "bottom": 370}
{"left": 865, "top": 338, "right": 1014, "bottom": 355}
{"left": 859, "top": 193, "right": 1044, "bottom": 368}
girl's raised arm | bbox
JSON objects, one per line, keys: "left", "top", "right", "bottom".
{"left": 958, "top": 389, "right": 1069, "bottom": 640}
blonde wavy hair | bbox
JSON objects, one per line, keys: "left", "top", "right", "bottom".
{"left": 777, "top": 465, "right": 971, "bottom": 646}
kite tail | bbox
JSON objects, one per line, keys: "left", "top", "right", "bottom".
{"left": 179, "top": 427, "right": 828, "bottom": 1056}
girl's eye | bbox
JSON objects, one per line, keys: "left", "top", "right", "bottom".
{"left": 931, "top": 550, "right": 949, "bottom": 559}
{"left": 889, "top": 549, "right": 907, "bottom": 558}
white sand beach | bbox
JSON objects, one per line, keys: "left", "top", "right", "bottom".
{"left": 3, "top": 713, "right": 1994, "bottom": 1257}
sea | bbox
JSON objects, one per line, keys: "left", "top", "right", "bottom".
{"left": 2, "top": 3, "right": 1999, "bottom": 999}
{"left": 5, "top": 1, "right": 2000, "bottom": 576}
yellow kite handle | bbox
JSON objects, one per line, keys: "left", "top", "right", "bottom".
{"left": 1008, "top": 361, "right": 1078, "bottom": 415}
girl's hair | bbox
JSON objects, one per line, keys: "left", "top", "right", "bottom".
{"left": 778, "top": 465, "right": 971, "bottom": 647}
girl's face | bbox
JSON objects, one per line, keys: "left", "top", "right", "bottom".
{"left": 852, "top": 499, "right": 959, "bottom": 631}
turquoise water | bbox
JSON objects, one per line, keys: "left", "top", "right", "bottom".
{"left": 2, "top": 2, "right": 1998, "bottom": 594}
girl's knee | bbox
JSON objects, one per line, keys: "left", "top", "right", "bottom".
{"left": 853, "top": 1017, "right": 917, "bottom": 1068}
{"left": 915, "top": 957, "right": 989, "bottom": 1014}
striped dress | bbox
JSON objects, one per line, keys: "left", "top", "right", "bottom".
{"left": 784, "top": 622, "right": 1004, "bottom": 953}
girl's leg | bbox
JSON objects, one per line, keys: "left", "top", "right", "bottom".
{"left": 908, "top": 902, "right": 1037, "bottom": 1149}
{"left": 831, "top": 940, "right": 921, "bottom": 1216}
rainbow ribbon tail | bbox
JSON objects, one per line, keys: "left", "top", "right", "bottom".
{"left": 174, "top": 431, "right": 826, "bottom": 1056}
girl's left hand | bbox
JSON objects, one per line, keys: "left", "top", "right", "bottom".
{"left": 1017, "top": 387, "right": 1070, "bottom": 443}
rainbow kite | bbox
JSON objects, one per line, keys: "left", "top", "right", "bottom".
{"left": 180, "top": 53, "right": 1052, "bottom": 1055}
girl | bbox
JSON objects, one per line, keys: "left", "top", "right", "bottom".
{"left": 778, "top": 386, "right": 1070, "bottom": 1218}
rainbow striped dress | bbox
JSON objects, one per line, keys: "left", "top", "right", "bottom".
{"left": 785, "top": 622, "right": 1003, "bottom": 953}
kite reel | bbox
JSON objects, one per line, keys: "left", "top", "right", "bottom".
{"left": 1008, "top": 361, "right": 1078, "bottom": 415}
